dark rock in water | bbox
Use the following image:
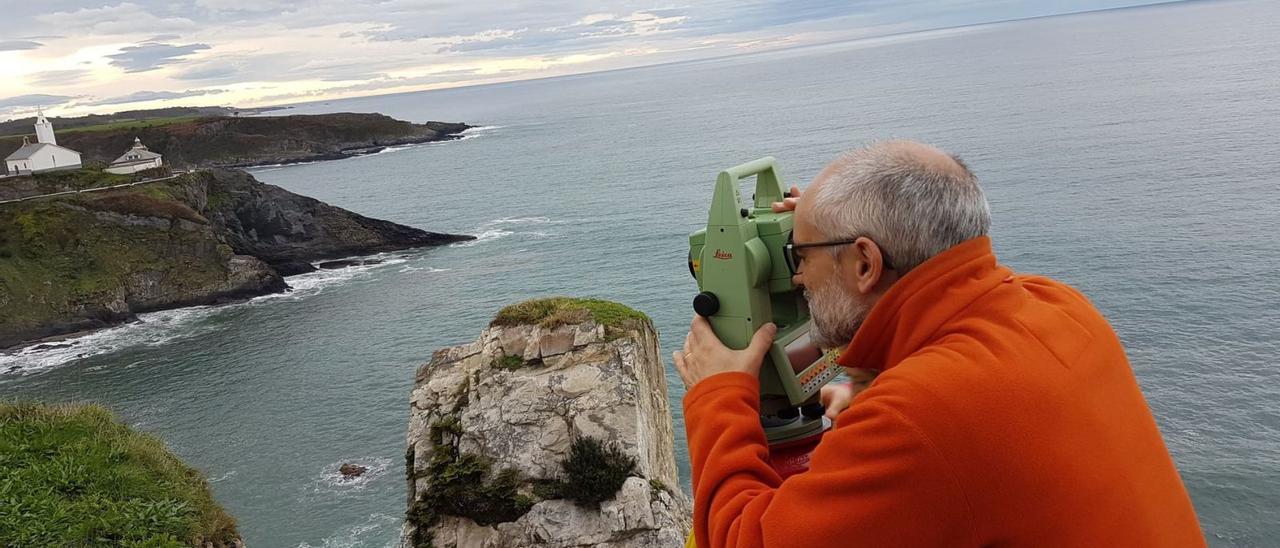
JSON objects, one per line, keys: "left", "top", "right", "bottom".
{"left": 31, "top": 342, "right": 74, "bottom": 351}
{"left": 339, "top": 463, "right": 368, "bottom": 479}
{"left": 317, "top": 259, "right": 384, "bottom": 270}
{"left": 271, "top": 260, "right": 318, "bottom": 276}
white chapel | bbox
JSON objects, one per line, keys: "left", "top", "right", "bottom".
{"left": 3, "top": 109, "right": 83, "bottom": 175}
{"left": 105, "top": 137, "right": 164, "bottom": 174}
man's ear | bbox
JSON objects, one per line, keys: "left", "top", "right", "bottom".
{"left": 845, "top": 237, "right": 886, "bottom": 295}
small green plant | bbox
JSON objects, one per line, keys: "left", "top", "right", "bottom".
{"left": 408, "top": 417, "right": 535, "bottom": 548}
{"left": 649, "top": 478, "right": 668, "bottom": 494}
{"left": 492, "top": 354, "right": 526, "bottom": 370}
{"left": 555, "top": 436, "right": 637, "bottom": 507}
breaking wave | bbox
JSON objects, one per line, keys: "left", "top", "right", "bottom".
{"left": 450, "top": 216, "right": 564, "bottom": 248}
{"left": 0, "top": 252, "right": 444, "bottom": 376}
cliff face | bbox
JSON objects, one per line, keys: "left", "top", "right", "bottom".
{"left": 403, "top": 299, "right": 691, "bottom": 547}
{"left": 0, "top": 169, "right": 472, "bottom": 348}
{"left": 0, "top": 113, "right": 470, "bottom": 169}
{"left": 0, "top": 185, "right": 284, "bottom": 348}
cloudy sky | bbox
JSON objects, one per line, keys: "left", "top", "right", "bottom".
{"left": 0, "top": 0, "right": 1178, "bottom": 119}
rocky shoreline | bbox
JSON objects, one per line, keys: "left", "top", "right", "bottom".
{"left": 225, "top": 129, "right": 472, "bottom": 168}
{"left": 0, "top": 168, "right": 472, "bottom": 349}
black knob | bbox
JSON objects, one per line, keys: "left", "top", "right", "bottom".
{"left": 693, "top": 292, "right": 719, "bottom": 317}
{"left": 801, "top": 403, "right": 825, "bottom": 419}
{"left": 740, "top": 208, "right": 749, "bottom": 217}
{"left": 784, "top": 190, "right": 793, "bottom": 198}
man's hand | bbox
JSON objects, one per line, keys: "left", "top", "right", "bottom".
{"left": 771, "top": 185, "right": 803, "bottom": 213}
{"left": 673, "top": 316, "right": 776, "bottom": 390}
{"left": 820, "top": 382, "right": 856, "bottom": 421}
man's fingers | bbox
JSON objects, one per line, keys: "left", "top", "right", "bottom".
{"left": 672, "top": 351, "right": 690, "bottom": 385}
{"left": 690, "top": 315, "right": 714, "bottom": 341}
{"left": 746, "top": 323, "right": 777, "bottom": 358}
{"left": 789, "top": 185, "right": 802, "bottom": 198}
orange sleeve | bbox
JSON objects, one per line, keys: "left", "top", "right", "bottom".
{"left": 684, "top": 372, "right": 976, "bottom": 548}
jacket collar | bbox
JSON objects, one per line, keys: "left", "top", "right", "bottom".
{"left": 835, "top": 236, "right": 1009, "bottom": 372}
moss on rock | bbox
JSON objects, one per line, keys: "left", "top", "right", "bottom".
{"left": 0, "top": 402, "right": 239, "bottom": 547}
{"left": 491, "top": 297, "right": 650, "bottom": 331}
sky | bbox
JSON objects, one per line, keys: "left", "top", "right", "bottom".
{"left": 0, "top": 0, "right": 1183, "bottom": 119}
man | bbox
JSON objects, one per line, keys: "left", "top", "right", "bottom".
{"left": 674, "top": 140, "right": 1204, "bottom": 547}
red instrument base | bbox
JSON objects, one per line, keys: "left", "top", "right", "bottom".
{"left": 767, "top": 428, "right": 828, "bottom": 479}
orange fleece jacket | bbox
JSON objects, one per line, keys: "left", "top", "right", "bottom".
{"left": 684, "top": 236, "right": 1204, "bottom": 547}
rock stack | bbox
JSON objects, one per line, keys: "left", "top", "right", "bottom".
{"left": 402, "top": 298, "right": 691, "bottom": 547}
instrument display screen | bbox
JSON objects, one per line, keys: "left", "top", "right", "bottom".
{"left": 785, "top": 331, "right": 824, "bottom": 374}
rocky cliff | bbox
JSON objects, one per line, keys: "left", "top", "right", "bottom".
{"left": 0, "top": 169, "right": 472, "bottom": 348}
{"left": 0, "top": 112, "right": 470, "bottom": 169}
{"left": 403, "top": 298, "right": 691, "bottom": 547}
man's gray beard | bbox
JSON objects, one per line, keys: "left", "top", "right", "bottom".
{"left": 805, "top": 277, "right": 870, "bottom": 350}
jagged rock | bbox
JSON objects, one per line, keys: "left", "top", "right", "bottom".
{"left": 317, "top": 258, "right": 384, "bottom": 270}
{"left": 339, "top": 463, "right": 368, "bottom": 479}
{"left": 402, "top": 302, "right": 691, "bottom": 547}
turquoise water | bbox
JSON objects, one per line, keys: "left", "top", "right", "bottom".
{"left": 3, "top": 1, "right": 1279, "bottom": 546}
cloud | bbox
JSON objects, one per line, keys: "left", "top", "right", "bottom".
{"left": 0, "top": 94, "right": 78, "bottom": 109}
{"left": 174, "top": 51, "right": 397, "bottom": 83}
{"left": 27, "top": 70, "right": 95, "bottom": 87}
{"left": 108, "top": 42, "right": 212, "bottom": 73}
{"left": 36, "top": 3, "right": 196, "bottom": 35}
{"left": 82, "top": 89, "right": 227, "bottom": 106}
{"left": 0, "top": 40, "right": 43, "bottom": 51}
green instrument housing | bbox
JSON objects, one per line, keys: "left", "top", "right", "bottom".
{"left": 688, "top": 157, "right": 841, "bottom": 415}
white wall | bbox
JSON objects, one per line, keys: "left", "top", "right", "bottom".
{"left": 6, "top": 160, "right": 30, "bottom": 174}
{"left": 105, "top": 157, "right": 163, "bottom": 175}
{"left": 29, "top": 147, "right": 82, "bottom": 173}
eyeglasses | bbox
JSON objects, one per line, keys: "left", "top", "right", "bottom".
{"left": 784, "top": 233, "right": 894, "bottom": 275}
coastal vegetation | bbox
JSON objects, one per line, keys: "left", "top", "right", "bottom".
{"left": 0, "top": 106, "right": 263, "bottom": 137}
{"left": 0, "top": 402, "right": 239, "bottom": 547}
{"left": 537, "top": 437, "right": 639, "bottom": 508}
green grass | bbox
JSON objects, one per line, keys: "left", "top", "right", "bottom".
{"left": 31, "top": 168, "right": 133, "bottom": 191}
{"left": 0, "top": 402, "right": 239, "bottom": 547}
{"left": 59, "top": 116, "right": 200, "bottom": 134}
{"left": 491, "top": 298, "right": 650, "bottom": 330}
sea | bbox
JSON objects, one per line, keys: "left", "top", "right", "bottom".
{"left": 2, "top": 1, "right": 1278, "bottom": 546}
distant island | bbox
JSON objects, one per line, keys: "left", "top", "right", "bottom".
{"left": 0, "top": 109, "right": 471, "bottom": 169}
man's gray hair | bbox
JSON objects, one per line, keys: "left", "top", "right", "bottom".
{"left": 809, "top": 141, "right": 991, "bottom": 273}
